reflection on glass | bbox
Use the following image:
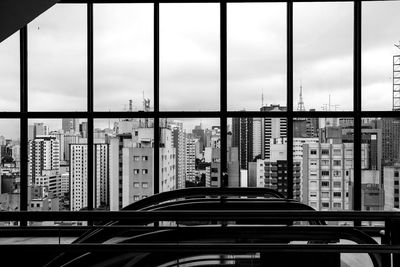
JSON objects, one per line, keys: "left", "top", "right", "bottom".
{"left": 294, "top": 117, "right": 356, "bottom": 214}
{"left": 362, "top": 1, "right": 400, "bottom": 110}
{"left": 27, "top": 119, "right": 87, "bottom": 225}
{"left": 94, "top": 4, "right": 153, "bottom": 111}
{"left": 228, "top": 3, "right": 286, "bottom": 111}
{"left": 28, "top": 4, "right": 86, "bottom": 111}
{"left": 294, "top": 2, "right": 353, "bottom": 111}
{"left": 161, "top": 118, "right": 220, "bottom": 188}
{"left": 95, "top": 118, "right": 154, "bottom": 211}
{"left": 0, "top": 120, "right": 20, "bottom": 226}
{"left": 160, "top": 4, "right": 220, "bottom": 111}
{"left": 0, "top": 33, "right": 19, "bottom": 111}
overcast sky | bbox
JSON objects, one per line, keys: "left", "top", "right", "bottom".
{"left": 0, "top": 2, "right": 400, "bottom": 137}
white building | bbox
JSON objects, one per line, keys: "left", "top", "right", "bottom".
{"left": 302, "top": 142, "right": 369, "bottom": 211}
{"left": 383, "top": 164, "right": 400, "bottom": 211}
{"left": 70, "top": 143, "right": 109, "bottom": 211}
{"left": 28, "top": 135, "right": 60, "bottom": 185}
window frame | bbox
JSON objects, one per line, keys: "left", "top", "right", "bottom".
{"left": 6, "top": 0, "right": 375, "bottom": 224}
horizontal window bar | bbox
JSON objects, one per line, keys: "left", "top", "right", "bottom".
{"left": 0, "top": 211, "right": 399, "bottom": 221}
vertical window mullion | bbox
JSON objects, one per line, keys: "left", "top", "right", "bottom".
{"left": 87, "top": 3, "right": 94, "bottom": 212}
{"left": 353, "top": 0, "right": 362, "bottom": 212}
{"left": 20, "top": 26, "right": 28, "bottom": 226}
{"left": 154, "top": 2, "right": 160, "bottom": 194}
{"left": 220, "top": 1, "right": 227, "bottom": 187}
{"left": 286, "top": 1, "right": 293, "bottom": 199}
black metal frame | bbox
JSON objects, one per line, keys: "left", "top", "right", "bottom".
{"left": 3, "top": 0, "right": 399, "bottom": 249}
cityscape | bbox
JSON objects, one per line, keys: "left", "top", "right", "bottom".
{"left": 0, "top": 92, "right": 399, "bottom": 226}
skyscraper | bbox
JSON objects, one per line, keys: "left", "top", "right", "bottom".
{"left": 70, "top": 143, "right": 109, "bottom": 211}
{"left": 260, "top": 105, "right": 287, "bottom": 160}
{"left": 28, "top": 136, "right": 60, "bottom": 185}
{"left": 62, "top": 118, "right": 79, "bottom": 134}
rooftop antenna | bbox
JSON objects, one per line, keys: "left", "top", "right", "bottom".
{"left": 129, "top": 99, "right": 133, "bottom": 112}
{"left": 297, "top": 84, "right": 305, "bottom": 111}
{"left": 261, "top": 91, "right": 264, "bottom": 108}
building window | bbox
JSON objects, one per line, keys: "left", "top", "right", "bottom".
{"left": 333, "top": 160, "right": 341, "bottom": 166}
{"left": 310, "top": 192, "right": 317, "bottom": 198}
{"left": 321, "top": 160, "right": 329, "bottom": 166}
{"left": 142, "top": 182, "right": 149, "bottom": 188}
{"left": 321, "top": 170, "right": 330, "bottom": 176}
{"left": 321, "top": 202, "right": 329, "bottom": 208}
{"left": 134, "top": 195, "right": 140, "bottom": 201}
{"left": 333, "top": 203, "right": 342, "bottom": 209}
{"left": 134, "top": 156, "right": 140, "bottom": 161}
{"left": 310, "top": 149, "right": 317, "bottom": 155}
{"left": 142, "top": 169, "right": 148, "bottom": 174}
{"left": 321, "top": 192, "right": 329, "bottom": 198}
{"left": 142, "top": 156, "right": 148, "bottom": 161}
{"left": 321, "top": 181, "right": 329, "bottom": 187}
{"left": 321, "top": 149, "right": 329, "bottom": 155}
{"left": 333, "top": 192, "right": 342, "bottom": 198}
{"left": 133, "top": 182, "right": 140, "bottom": 188}
{"left": 333, "top": 171, "right": 341, "bottom": 177}
{"left": 134, "top": 169, "right": 140, "bottom": 175}
{"left": 333, "top": 149, "right": 341, "bottom": 155}
{"left": 333, "top": 181, "right": 341, "bottom": 188}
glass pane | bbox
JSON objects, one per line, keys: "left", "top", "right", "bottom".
{"left": 160, "top": 4, "right": 220, "bottom": 111}
{"left": 0, "top": 33, "right": 19, "bottom": 111}
{"left": 161, "top": 118, "right": 220, "bottom": 188}
{"left": 95, "top": 118, "right": 154, "bottom": 211}
{"left": 28, "top": 119, "right": 87, "bottom": 223}
{"left": 362, "top": 1, "right": 400, "bottom": 111}
{"left": 28, "top": 4, "right": 86, "bottom": 111}
{"left": 228, "top": 3, "right": 286, "bottom": 111}
{"left": 294, "top": 117, "right": 354, "bottom": 213}
{"left": 94, "top": 4, "right": 154, "bottom": 111}
{"left": 294, "top": 2, "right": 353, "bottom": 111}
{"left": 0, "top": 119, "right": 20, "bottom": 226}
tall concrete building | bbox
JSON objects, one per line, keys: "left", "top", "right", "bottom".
{"left": 302, "top": 142, "right": 369, "bottom": 211}
{"left": 260, "top": 105, "right": 287, "bottom": 160}
{"left": 28, "top": 136, "right": 60, "bottom": 185}
{"left": 171, "top": 121, "right": 185, "bottom": 190}
{"left": 185, "top": 134, "right": 196, "bottom": 184}
{"left": 70, "top": 143, "right": 109, "bottom": 211}
{"left": 383, "top": 164, "right": 400, "bottom": 210}
{"left": 232, "top": 117, "right": 253, "bottom": 170}
{"left": 376, "top": 118, "right": 400, "bottom": 164}
{"left": 28, "top": 123, "right": 49, "bottom": 140}
{"left": 160, "top": 128, "right": 176, "bottom": 192}
{"left": 109, "top": 127, "right": 175, "bottom": 211}
{"left": 62, "top": 118, "right": 79, "bottom": 134}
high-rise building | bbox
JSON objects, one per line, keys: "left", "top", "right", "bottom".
{"left": 160, "top": 128, "right": 176, "bottom": 192}
{"left": 192, "top": 125, "right": 205, "bottom": 151}
{"left": 28, "top": 136, "right": 60, "bottom": 185}
{"left": 302, "top": 142, "right": 369, "bottom": 211}
{"left": 383, "top": 164, "right": 400, "bottom": 210}
{"left": 260, "top": 105, "right": 287, "bottom": 160}
{"left": 70, "top": 143, "right": 109, "bottom": 211}
{"left": 232, "top": 117, "right": 253, "bottom": 169}
{"left": 62, "top": 118, "right": 79, "bottom": 134}
{"left": 374, "top": 118, "right": 400, "bottom": 164}
{"left": 185, "top": 134, "right": 196, "bottom": 183}
{"left": 171, "top": 121, "right": 185, "bottom": 190}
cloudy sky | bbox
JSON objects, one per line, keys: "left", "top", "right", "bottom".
{"left": 0, "top": 2, "right": 400, "bottom": 137}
